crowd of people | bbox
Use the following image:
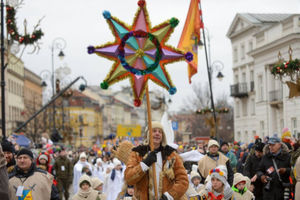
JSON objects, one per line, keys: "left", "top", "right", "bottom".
{"left": 0, "top": 123, "right": 300, "bottom": 200}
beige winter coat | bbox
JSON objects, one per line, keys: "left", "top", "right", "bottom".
{"left": 198, "top": 152, "right": 228, "bottom": 179}
{"left": 295, "top": 156, "right": 300, "bottom": 200}
{"left": 9, "top": 169, "right": 53, "bottom": 200}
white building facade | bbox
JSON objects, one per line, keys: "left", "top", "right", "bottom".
{"left": 227, "top": 13, "right": 300, "bottom": 142}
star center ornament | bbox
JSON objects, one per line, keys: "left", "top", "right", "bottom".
{"left": 87, "top": 0, "right": 193, "bottom": 107}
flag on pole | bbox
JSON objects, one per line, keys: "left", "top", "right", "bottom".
{"left": 178, "top": 0, "right": 203, "bottom": 83}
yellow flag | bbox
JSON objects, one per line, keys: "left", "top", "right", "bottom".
{"left": 178, "top": 0, "right": 203, "bottom": 83}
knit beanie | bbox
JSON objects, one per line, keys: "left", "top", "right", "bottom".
{"left": 208, "top": 139, "right": 220, "bottom": 149}
{"left": 91, "top": 177, "right": 103, "bottom": 189}
{"left": 209, "top": 165, "right": 228, "bottom": 186}
{"left": 39, "top": 154, "right": 48, "bottom": 162}
{"left": 17, "top": 148, "right": 33, "bottom": 159}
{"left": 190, "top": 164, "right": 201, "bottom": 182}
{"left": 1, "top": 140, "right": 15, "bottom": 153}
{"left": 79, "top": 152, "right": 87, "bottom": 159}
{"left": 254, "top": 142, "right": 265, "bottom": 152}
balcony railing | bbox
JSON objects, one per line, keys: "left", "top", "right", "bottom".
{"left": 230, "top": 83, "right": 248, "bottom": 98}
{"left": 269, "top": 90, "right": 283, "bottom": 102}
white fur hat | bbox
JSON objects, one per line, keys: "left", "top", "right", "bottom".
{"left": 208, "top": 139, "right": 220, "bottom": 149}
{"left": 190, "top": 164, "right": 201, "bottom": 181}
{"left": 209, "top": 165, "right": 228, "bottom": 186}
{"left": 79, "top": 152, "right": 87, "bottom": 159}
{"left": 144, "top": 121, "right": 167, "bottom": 147}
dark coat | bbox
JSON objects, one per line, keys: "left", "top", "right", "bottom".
{"left": 53, "top": 155, "right": 73, "bottom": 181}
{"left": 0, "top": 145, "right": 10, "bottom": 200}
{"left": 243, "top": 153, "right": 263, "bottom": 200}
{"left": 257, "top": 143, "right": 291, "bottom": 200}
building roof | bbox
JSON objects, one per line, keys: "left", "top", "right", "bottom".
{"left": 240, "top": 13, "right": 293, "bottom": 24}
{"left": 227, "top": 13, "right": 296, "bottom": 38}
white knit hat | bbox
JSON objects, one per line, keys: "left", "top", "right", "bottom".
{"left": 209, "top": 165, "right": 228, "bottom": 186}
{"left": 96, "top": 158, "right": 103, "bottom": 164}
{"left": 208, "top": 139, "right": 220, "bottom": 149}
{"left": 38, "top": 154, "right": 48, "bottom": 162}
{"left": 79, "top": 152, "right": 87, "bottom": 159}
{"left": 190, "top": 164, "right": 201, "bottom": 182}
{"left": 91, "top": 177, "right": 103, "bottom": 189}
{"left": 113, "top": 158, "right": 122, "bottom": 167}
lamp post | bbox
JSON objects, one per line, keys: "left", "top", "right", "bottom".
{"left": 211, "top": 60, "right": 225, "bottom": 82}
{"left": 199, "top": 16, "right": 225, "bottom": 140}
{"left": 1, "top": 0, "right": 6, "bottom": 139}
{"left": 50, "top": 38, "right": 66, "bottom": 138}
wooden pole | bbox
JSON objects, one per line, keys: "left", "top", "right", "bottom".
{"left": 146, "top": 85, "right": 158, "bottom": 200}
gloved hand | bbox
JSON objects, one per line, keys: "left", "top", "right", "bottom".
{"left": 261, "top": 175, "right": 268, "bottom": 183}
{"left": 160, "top": 194, "right": 168, "bottom": 200}
{"left": 142, "top": 151, "right": 157, "bottom": 167}
{"left": 278, "top": 168, "right": 286, "bottom": 175}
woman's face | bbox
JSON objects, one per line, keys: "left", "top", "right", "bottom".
{"left": 211, "top": 177, "right": 223, "bottom": 191}
{"left": 81, "top": 182, "right": 90, "bottom": 191}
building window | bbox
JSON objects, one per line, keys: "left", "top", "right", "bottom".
{"left": 251, "top": 99, "right": 255, "bottom": 115}
{"left": 260, "top": 121, "right": 265, "bottom": 137}
{"left": 236, "top": 101, "right": 240, "bottom": 118}
{"left": 250, "top": 70, "right": 254, "bottom": 91}
{"left": 233, "top": 47, "right": 238, "bottom": 62}
{"left": 245, "top": 131, "right": 248, "bottom": 141}
{"left": 292, "top": 118, "right": 297, "bottom": 137}
{"left": 9, "top": 106, "right": 11, "bottom": 120}
{"left": 237, "top": 131, "right": 241, "bottom": 141}
{"left": 241, "top": 44, "right": 245, "bottom": 60}
{"left": 249, "top": 40, "right": 253, "bottom": 51}
{"left": 252, "top": 130, "right": 256, "bottom": 139}
{"left": 242, "top": 72, "right": 246, "bottom": 82}
{"left": 235, "top": 74, "right": 239, "bottom": 84}
{"left": 258, "top": 75, "right": 263, "bottom": 101}
{"left": 242, "top": 99, "right": 248, "bottom": 116}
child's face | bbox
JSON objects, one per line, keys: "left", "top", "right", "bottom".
{"left": 95, "top": 185, "right": 103, "bottom": 192}
{"left": 192, "top": 177, "right": 201, "bottom": 186}
{"left": 211, "top": 177, "right": 223, "bottom": 191}
{"left": 39, "top": 158, "right": 47, "bottom": 165}
{"left": 236, "top": 182, "right": 246, "bottom": 190}
{"left": 81, "top": 182, "right": 90, "bottom": 191}
{"left": 127, "top": 188, "right": 134, "bottom": 196}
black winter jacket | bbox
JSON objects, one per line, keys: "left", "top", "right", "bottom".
{"left": 257, "top": 143, "right": 291, "bottom": 200}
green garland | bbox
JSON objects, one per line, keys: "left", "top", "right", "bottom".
{"left": 271, "top": 59, "right": 300, "bottom": 77}
{"left": 196, "top": 107, "right": 229, "bottom": 115}
{"left": 6, "top": 5, "right": 44, "bottom": 45}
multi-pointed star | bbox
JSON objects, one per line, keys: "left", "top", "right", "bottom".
{"left": 88, "top": 0, "right": 192, "bottom": 106}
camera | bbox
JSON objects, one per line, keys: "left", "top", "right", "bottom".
{"left": 264, "top": 177, "right": 272, "bottom": 191}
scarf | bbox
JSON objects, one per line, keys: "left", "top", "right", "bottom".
{"left": 271, "top": 148, "right": 282, "bottom": 157}
{"left": 206, "top": 181, "right": 233, "bottom": 200}
{"left": 232, "top": 186, "right": 247, "bottom": 195}
{"left": 15, "top": 163, "right": 36, "bottom": 178}
{"left": 111, "top": 168, "right": 123, "bottom": 180}
{"left": 78, "top": 188, "right": 92, "bottom": 198}
{"left": 208, "top": 192, "right": 224, "bottom": 200}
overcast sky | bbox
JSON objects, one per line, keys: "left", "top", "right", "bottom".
{"left": 14, "top": 0, "right": 300, "bottom": 111}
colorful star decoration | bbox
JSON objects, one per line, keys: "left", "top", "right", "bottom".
{"left": 87, "top": 0, "right": 193, "bottom": 107}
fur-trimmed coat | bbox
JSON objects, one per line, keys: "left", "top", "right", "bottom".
{"left": 125, "top": 145, "right": 188, "bottom": 200}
